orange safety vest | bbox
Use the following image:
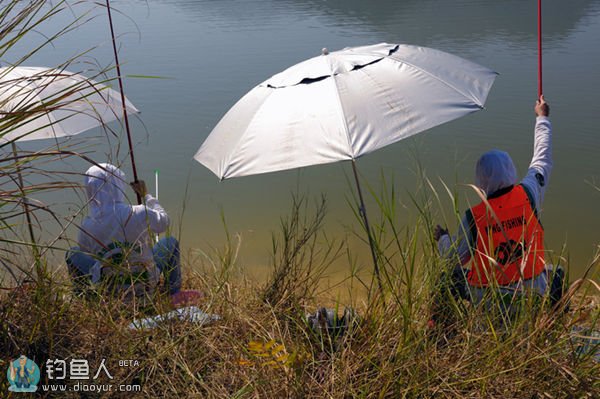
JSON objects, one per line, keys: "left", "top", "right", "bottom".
{"left": 467, "top": 184, "right": 545, "bottom": 287}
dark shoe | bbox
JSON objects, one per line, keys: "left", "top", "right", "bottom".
{"left": 548, "top": 265, "right": 569, "bottom": 312}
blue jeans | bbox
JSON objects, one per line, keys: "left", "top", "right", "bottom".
{"left": 66, "top": 237, "right": 182, "bottom": 295}
{"left": 432, "top": 265, "right": 565, "bottom": 327}
{"left": 449, "top": 265, "right": 562, "bottom": 304}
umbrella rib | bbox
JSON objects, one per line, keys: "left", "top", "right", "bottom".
{"left": 37, "top": 70, "right": 63, "bottom": 139}
{"left": 392, "top": 57, "right": 490, "bottom": 108}
{"left": 219, "top": 88, "right": 276, "bottom": 179}
{"left": 329, "top": 74, "right": 355, "bottom": 160}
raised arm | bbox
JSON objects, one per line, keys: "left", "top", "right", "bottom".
{"left": 521, "top": 95, "right": 552, "bottom": 210}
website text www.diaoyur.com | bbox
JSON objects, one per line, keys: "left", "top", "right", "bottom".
{"left": 41, "top": 382, "right": 141, "bottom": 393}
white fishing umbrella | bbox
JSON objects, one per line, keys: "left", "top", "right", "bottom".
{"left": 0, "top": 66, "right": 138, "bottom": 143}
{"left": 194, "top": 43, "right": 497, "bottom": 289}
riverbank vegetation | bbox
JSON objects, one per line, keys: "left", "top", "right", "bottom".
{"left": 1, "top": 1, "right": 598, "bottom": 398}
{"left": 1, "top": 189, "right": 598, "bottom": 397}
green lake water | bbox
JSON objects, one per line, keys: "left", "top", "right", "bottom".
{"left": 4, "top": 0, "right": 600, "bottom": 286}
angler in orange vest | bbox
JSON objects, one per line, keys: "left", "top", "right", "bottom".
{"left": 434, "top": 95, "right": 565, "bottom": 310}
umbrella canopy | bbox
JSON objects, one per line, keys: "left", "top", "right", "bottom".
{"left": 195, "top": 43, "right": 497, "bottom": 180}
{"left": 0, "top": 66, "right": 139, "bottom": 143}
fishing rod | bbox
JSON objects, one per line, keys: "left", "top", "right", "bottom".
{"left": 105, "top": 0, "right": 142, "bottom": 204}
{"left": 538, "top": 0, "right": 543, "bottom": 97}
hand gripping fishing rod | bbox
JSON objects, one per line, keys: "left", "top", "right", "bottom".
{"left": 106, "top": 0, "right": 142, "bottom": 204}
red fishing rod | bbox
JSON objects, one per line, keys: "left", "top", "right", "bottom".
{"left": 105, "top": 0, "right": 142, "bottom": 204}
{"left": 538, "top": 0, "right": 543, "bottom": 97}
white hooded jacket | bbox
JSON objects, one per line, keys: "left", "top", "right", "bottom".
{"left": 78, "top": 163, "right": 169, "bottom": 284}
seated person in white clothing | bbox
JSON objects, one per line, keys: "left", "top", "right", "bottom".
{"left": 432, "top": 96, "right": 565, "bottom": 322}
{"left": 66, "top": 163, "right": 181, "bottom": 300}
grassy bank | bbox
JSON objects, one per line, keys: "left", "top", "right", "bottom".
{"left": 1, "top": 193, "right": 599, "bottom": 398}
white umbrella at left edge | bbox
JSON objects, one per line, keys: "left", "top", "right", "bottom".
{"left": 0, "top": 66, "right": 139, "bottom": 143}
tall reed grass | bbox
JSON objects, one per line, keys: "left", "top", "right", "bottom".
{"left": 0, "top": 0, "right": 132, "bottom": 286}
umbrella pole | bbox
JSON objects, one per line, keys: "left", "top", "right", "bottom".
{"left": 106, "top": 0, "right": 142, "bottom": 204}
{"left": 11, "top": 143, "right": 41, "bottom": 271}
{"left": 351, "top": 160, "right": 383, "bottom": 294}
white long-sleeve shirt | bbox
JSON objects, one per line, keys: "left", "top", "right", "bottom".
{"left": 78, "top": 164, "right": 170, "bottom": 283}
{"left": 438, "top": 116, "right": 552, "bottom": 265}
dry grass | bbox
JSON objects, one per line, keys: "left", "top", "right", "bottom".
{"left": 1, "top": 192, "right": 598, "bottom": 398}
{"left": 0, "top": 273, "right": 598, "bottom": 398}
